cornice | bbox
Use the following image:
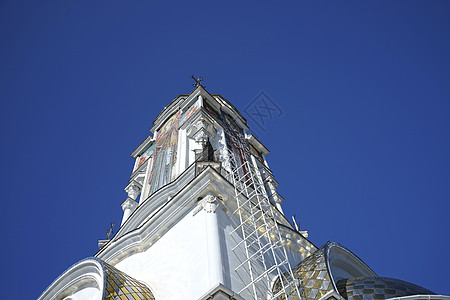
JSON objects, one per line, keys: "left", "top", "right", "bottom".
{"left": 246, "top": 134, "right": 270, "bottom": 156}
{"left": 151, "top": 87, "right": 203, "bottom": 133}
{"left": 38, "top": 258, "right": 104, "bottom": 300}
{"left": 96, "top": 160, "right": 315, "bottom": 269}
{"left": 95, "top": 165, "right": 240, "bottom": 265}
{"left": 130, "top": 135, "right": 154, "bottom": 158}
{"left": 150, "top": 86, "right": 249, "bottom": 134}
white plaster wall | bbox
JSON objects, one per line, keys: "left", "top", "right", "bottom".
{"left": 177, "top": 128, "right": 188, "bottom": 175}
{"left": 218, "top": 208, "right": 249, "bottom": 294}
{"left": 115, "top": 207, "right": 211, "bottom": 300}
{"left": 284, "top": 238, "right": 312, "bottom": 268}
{"left": 188, "top": 137, "right": 199, "bottom": 165}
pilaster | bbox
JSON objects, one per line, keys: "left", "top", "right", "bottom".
{"left": 193, "top": 193, "right": 225, "bottom": 288}
{"left": 121, "top": 181, "right": 141, "bottom": 225}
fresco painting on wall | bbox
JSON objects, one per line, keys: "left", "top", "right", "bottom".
{"left": 136, "top": 144, "right": 156, "bottom": 170}
{"left": 204, "top": 102, "right": 251, "bottom": 174}
{"left": 142, "top": 102, "right": 200, "bottom": 199}
{"left": 141, "top": 100, "right": 255, "bottom": 201}
{"left": 178, "top": 103, "right": 199, "bottom": 125}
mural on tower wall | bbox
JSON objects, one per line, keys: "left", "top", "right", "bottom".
{"left": 136, "top": 144, "right": 156, "bottom": 170}
{"left": 204, "top": 102, "right": 251, "bottom": 172}
{"left": 140, "top": 100, "right": 253, "bottom": 200}
{"left": 142, "top": 102, "right": 200, "bottom": 200}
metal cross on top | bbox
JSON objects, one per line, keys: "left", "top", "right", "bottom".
{"left": 191, "top": 74, "right": 205, "bottom": 88}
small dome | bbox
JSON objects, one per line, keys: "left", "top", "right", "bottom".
{"left": 272, "top": 241, "right": 375, "bottom": 299}
{"left": 103, "top": 262, "right": 155, "bottom": 300}
{"left": 336, "top": 276, "right": 435, "bottom": 300}
{"left": 272, "top": 242, "right": 438, "bottom": 300}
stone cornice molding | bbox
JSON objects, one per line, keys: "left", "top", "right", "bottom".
{"left": 130, "top": 135, "right": 154, "bottom": 158}
{"left": 151, "top": 87, "right": 206, "bottom": 133}
{"left": 95, "top": 165, "right": 239, "bottom": 265}
{"left": 151, "top": 86, "right": 249, "bottom": 134}
{"left": 96, "top": 161, "right": 313, "bottom": 267}
{"left": 246, "top": 134, "right": 270, "bottom": 156}
{"left": 116, "top": 163, "right": 197, "bottom": 236}
{"left": 211, "top": 94, "right": 248, "bottom": 131}
{"left": 129, "top": 162, "right": 148, "bottom": 182}
{"left": 38, "top": 258, "right": 104, "bottom": 300}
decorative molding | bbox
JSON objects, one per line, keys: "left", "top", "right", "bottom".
{"left": 193, "top": 129, "right": 210, "bottom": 144}
{"left": 130, "top": 135, "right": 154, "bottom": 158}
{"left": 121, "top": 198, "right": 138, "bottom": 211}
{"left": 38, "top": 258, "right": 104, "bottom": 300}
{"left": 246, "top": 134, "right": 269, "bottom": 156}
{"left": 125, "top": 181, "right": 142, "bottom": 201}
{"left": 187, "top": 117, "right": 216, "bottom": 145}
{"left": 193, "top": 193, "right": 219, "bottom": 216}
{"left": 96, "top": 165, "right": 301, "bottom": 265}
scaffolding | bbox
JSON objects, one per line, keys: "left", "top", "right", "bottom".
{"left": 223, "top": 150, "right": 301, "bottom": 300}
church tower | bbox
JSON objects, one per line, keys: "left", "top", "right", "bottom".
{"left": 39, "top": 81, "right": 448, "bottom": 300}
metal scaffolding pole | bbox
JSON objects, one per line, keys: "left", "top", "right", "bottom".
{"left": 224, "top": 149, "right": 301, "bottom": 300}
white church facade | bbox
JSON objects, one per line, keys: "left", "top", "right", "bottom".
{"left": 39, "top": 83, "right": 448, "bottom": 300}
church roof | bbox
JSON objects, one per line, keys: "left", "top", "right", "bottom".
{"left": 103, "top": 261, "right": 155, "bottom": 300}
{"left": 336, "top": 276, "right": 435, "bottom": 299}
{"left": 273, "top": 241, "right": 334, "bottom": 299}
{"left": 272, "top": 241, "right": 439, "bottom": 300}
{"left": 151, "top": 85, "right": 248, "bottom": 133}
{"left": 38, "top": 257, "right": 155, "bottom": 300}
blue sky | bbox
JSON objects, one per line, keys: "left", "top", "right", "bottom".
{"left": 1, "top": 1, "right": 449, "bottom": 298}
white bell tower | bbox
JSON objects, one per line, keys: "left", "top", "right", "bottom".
{"left": 100, "top": 82, "right": 313, "bottom": 299}
{"left": 39, "top": 80, "right": 445, "bottom": 300}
